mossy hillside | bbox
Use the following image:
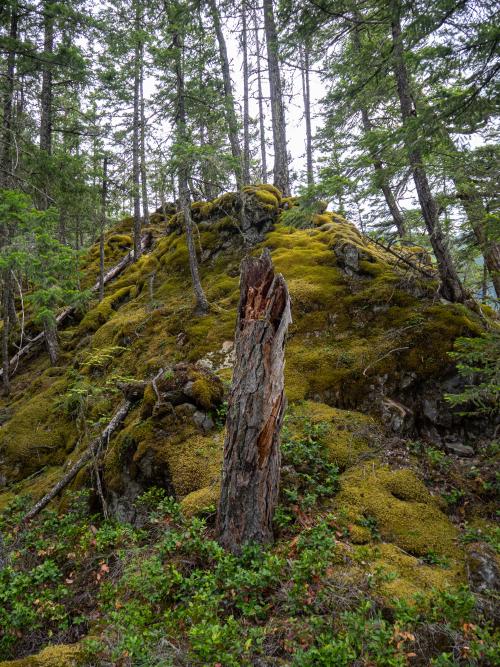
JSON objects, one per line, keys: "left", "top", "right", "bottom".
{"left": 0, "top": 197, "right": 487, "bottom": 492}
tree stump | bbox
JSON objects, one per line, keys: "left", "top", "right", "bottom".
{"left": 217, "top": 248, "right": 291, "bottom": 553}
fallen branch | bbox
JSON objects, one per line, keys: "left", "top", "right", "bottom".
{"left": 367, "top": 236, "right": 437, "bottom": 280}
{"left": 0, "top": 232, "right": 153, "bottom": 378}
{"left": 22, "top": 400, "right": 132, "bottom": 523}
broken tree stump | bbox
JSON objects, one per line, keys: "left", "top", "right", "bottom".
{"left": 217, "top": 248, "right": 291, "bottom": 554}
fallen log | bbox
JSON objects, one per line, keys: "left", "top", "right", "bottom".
{"left": 217, "top": 248, "right": 291, "bottom": 554}
{"left": 22, "top": 399, "right": 132, "bottom": 523}
{"left": 0, "top": 232, "right": 153, "bottom": 378}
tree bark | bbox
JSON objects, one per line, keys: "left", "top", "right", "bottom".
{"left": 253, "top": 6, "right": 268, "bottom": 183}
{"left": 0, "top": 0, "right": 18, "bottom": 190}
{"left": 242, "top": 0, "right": 250, "bottom": 184}
{"left": 40, "top": 0, "right": 54, "bottom": 156}
{"left": 139, "top": 42, "right": 150, "bottom": 223}
{"left": 262, "top": 0, "right": 289, "bottom": 195}
{"left": 132, "top": 0, "right": 142, "bottom": 260}
{"left": 390, "top": 0, "right": 465, "bottom": 302}
{"left": 43, "top": 318, "right": 59, "bottom": 365}
{"left": 208, "top": 0, "right": 243, "bottom": 188}
{"left": 99, "top": 156, "right": 108, "bottom": 302}
{"left": 299, "top": 43, "right": 314, "bottom": 187}
{"left": 171, "top": 25, "right": 209, "bottom": 315}
{"left": 22, "top": 400, "right": 132, "bottom": 523}
{"left": 2, "top": 271, "right": 11, "bottom": 396}
{"left": 217, "top": 249, "right": 291, "bottom": 554}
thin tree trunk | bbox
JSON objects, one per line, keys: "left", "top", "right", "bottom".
{"left": 242, "top": 0, "right": 250, "bottom": 184}
{"left": 139, "top": 43, "right": 149, "bottom": 223}
{"left": 262, "top": 0, "right": 289, "bottom": 195}
{"left": 351, "top": 26, "right": 405, "bottom": 237}
{"left": 132, "top": 0, "right": 142, "bottom": 260}
{"left": 208, "top": 0, "right": 242, "bottom": 188}
{"left": 299, "top": 43, "right": 313, "bottom": 187}
{"left": 171, "top": 26, "right": 209, "bottom": 314}
{"left": 360, "top": 106, "right": 406, "bottom": 237}
{"left": 217, "top": 249, "right": 291, "bottom": 554}
{"left": 0, "top": 0, "right": 18, "bottom": 189}
{"left": 390, "top": 0, "right": 465, "bottom": 302}
{"left": 253, "top": 5, "right": 268, "bottom": 183}
{"left": 40, "top": 0, "right": 54, "bottom": 155}
{"left": 99, "top": 156, "right": 108, "bottom": 302}
{"left": 2, "top": 271, "right": 11, "bottom": 396}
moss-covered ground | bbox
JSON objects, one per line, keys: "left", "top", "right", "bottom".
{"left": 0, "top": 189, "right": 498, "bottom": 665}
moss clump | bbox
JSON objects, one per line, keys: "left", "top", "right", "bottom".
{"left": 335, "top": 463, "right": 459, "bottom": 558}
{"left": 181, "top": 484, "right": 219, "bottom": 516}
{"left": 253, "top": 183, "right": 282, "bottom": 201}
{"left": 369, "top": 543, "right": 463, "bottom": 600}
{"left": 79, "top": 286, "right": 135, "bottom": 334}
{"left": 0, "top": 643, "right": 81, "bottom": 666}
{"left": 187, "top": 370, "right": 224, "bottom": 411}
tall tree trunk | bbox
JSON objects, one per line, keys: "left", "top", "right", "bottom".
{"left": 132, "top": 0, "right": 142, "bottom": 260}
{"left": 262, "top": 0, "right": 289, "bottom": 195}
{"left": 40, "top": 0, "right": 54, "bottom": 155}
{"left": 0, "top": 0, "right": 18, "bottom": 189}
{"left": 351, "top": 25, "right": 405, "bottom": 237}
{"left": 390, "top": 0, "right": 465, "bottom": 303}
{"left": 172, "top": 26, "right": 209, "bottom": 315}
{"left": 253, "top": 6, "right": 268, "bottom": 183}
{"left": 242, "top": 0, "right": 250, "bottom": 184}
{"left": 99, "top": 156, "right": 108, "bottom": 302}
{"left": 139, "top": 43, "right": 149, "bottom": 224}
{"left": 208, "top": 0, "right": 242, "bottom": 188}
{"left": 299, "top": 44, "right": 313, "bottom": 187}
{"left": 217, "top": 249, "right": 291, "bottom": 554}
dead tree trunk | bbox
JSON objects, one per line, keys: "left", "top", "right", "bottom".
{"left": 217, "top": 249, "right": 291, "bottom": 554}
{"left": 299, "top": 43, "right": 313, "bottom": 187}
{"left": 132, "top": 0, "right": 142, "bottom": 260}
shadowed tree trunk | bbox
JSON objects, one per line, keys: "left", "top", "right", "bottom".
{"left": 390, "top": 0, "right": 465, "bottom": 302}
{"left": 40, "top": 0, "right": 54, "bottom": 157}
{"left": 132, "top": 0, "right": 142, "bottom": 260}
{"left": 0, "top": 0, "right": 18, "bottom": 189}
{"left": 99, "top": 156, "right": 108, "bottom": 302}
{"left": 253, "top": 5, "right": 268, "bottom": 182}
{"left": 2, "top": 271, "right": 12, "bottom": 395}
{"left": 262, "top": 0, "right": 289, "bottom": 194}
{"left": 139, "top": 43, "right": 149, "bottom": 224}
{"left": 217, "top": 249, "right": 291, "bottom": 554}
{"left": 43, "top": 318, "right": 58, "bottom": 365}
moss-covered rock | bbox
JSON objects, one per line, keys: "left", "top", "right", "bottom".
{"left": 335, "top": 462, "right": 459, "bottom": 558}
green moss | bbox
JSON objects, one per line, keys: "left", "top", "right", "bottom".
{"left": 0, "top": 643, "right": 82, "bottom": 666}
{"left": 252, "top": 183, "right": 282, "bottom": 201}
{"left": 0, "top": 379, "right": 76, "bottom": 480}
{"left": 79, "top": 286, "right": 134, "bottom": 334}
{"left": 181, "top": 484, "right": 219, "bottom": 516}
{"left": 369, "top": 543, "right": 462, "bottom": 600}
{"left": 334, "top": 462, "right": 459, "bottom": 558}
{"left": 187, "top": 370, "right": 224, "bottom": 410}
